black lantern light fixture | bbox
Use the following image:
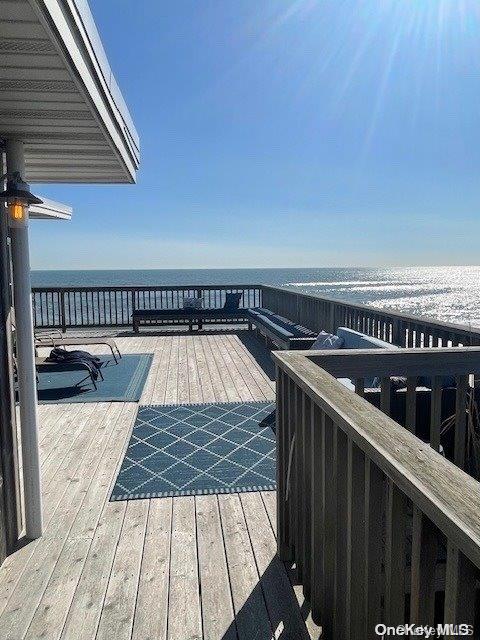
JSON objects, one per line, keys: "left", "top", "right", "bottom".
{"left": 0, "top": 171, "right": 43, "bottom": 223}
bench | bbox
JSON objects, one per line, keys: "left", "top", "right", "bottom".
{"left": 246, "top": 308, "right": 317, "bottom": 350}
{"left": 132, "top": 308, "right": 251, "bottom": 332}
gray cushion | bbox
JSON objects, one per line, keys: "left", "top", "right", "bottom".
{"left": 248, "top": 309, "right": 294, "bottom": 339}
{"left": 335, "top": 327, "right": 398, "bottom": 388}
{"left": 310, "top": 331, "right": 344, "bottom": 350}
{"left": 336, "top": 327, "right": 399, "bottom": 351}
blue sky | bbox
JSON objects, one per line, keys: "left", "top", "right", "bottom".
{"left": 31, "top": 0, "right": 480, "bottom": 269}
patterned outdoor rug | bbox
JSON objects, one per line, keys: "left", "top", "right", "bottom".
{"left": 110, "top": 401, "right": 276, "bottom": 500}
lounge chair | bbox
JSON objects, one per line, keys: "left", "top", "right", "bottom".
{"left": 35, "top": 331, "right": 121, "bottom": 363}
{"left": 35, "top": 356, "right": 103, "bottom": 390}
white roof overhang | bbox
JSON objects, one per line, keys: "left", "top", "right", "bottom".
{"left": 0, "top": 0, "right": 140, "bottom": 183}
{"left": 29, "top": 196, "right": 72, "bottom": 219}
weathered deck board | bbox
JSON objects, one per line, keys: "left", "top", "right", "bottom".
{"left": 196, "top": 495, "right": 237, "bottom": 640}
{"left": 240, "top": 491, "right": 311, "bottom": 640}
{"left": 0, "top": 402, "right": 125, "bottom": 638}
{"left": 96, "top": 500, "right": 150, "bottom": 640}
{"left": 0, "top": 330, "right": 316, "bottom": 640}
{"left": 218, "top": 493, "right": 272, "bottom": 640}
{"left": 60, "top": 501, "right": 127, "bottom": 640}
{"left": 131, "top": 498, "right": 172, "bottom": 640}
{"left": 168, "top": 496, "right": 202, "bottom": 640}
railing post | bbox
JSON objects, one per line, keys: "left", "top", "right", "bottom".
{"left": 287, "top": 378, "right": 296, "bottom": 555}
{"left": 346, "top": 439, "right": 367, "bottom": 638}
{"left": 322, "top": 414, "right": 336, "bottom": 637}
{"left": 444, "top": 543, "right": 477, "bottom": 631}
{"left": 328, "top": 302, "right": 336, "bottom": 333}
{"left": 364, "top": 460, "right": 384, "bottom": 637}
{"left": 392, "top": 318, "right": 401, "bottom": 346}
{"left": 384, "top": 481, "right": 407, "bottom": 626}
{"left": 276, "top": 366, "right": 291, "bottom": 561}
{"left": 334, "top": 428, "right": 348, "bottom": 638}
{"left": 311, "top": 404, "right": 324, "bottom": 624}
{"left": 131, "top": 289, "right": 137, "bottom": 332}
{"left": 59, "top": 290, "right": 66, "bottom": 333}
{"left": 302, "top": 393, "right": 312, "bottom": 601}
{"left": 294, "top": 385, "right": 304, "bottom": 582}
{"left": 132, "top": 289, "right": 137, "bottom": 311}
{"left": 410, "top": 508, "right": 438, "bottom": 625}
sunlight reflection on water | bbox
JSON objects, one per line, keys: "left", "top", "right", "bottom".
{"left": 286, "top": 266, "right": 480, "bottom": 328}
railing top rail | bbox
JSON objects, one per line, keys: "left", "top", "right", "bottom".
{"left": 261, "top": 284, "right": 480, "bottom": 338}
{"left": 31, "top": 284, "right": 263, "bottom": 293}
{"left": 273, "top": 350, "right": 480, "bottom": 568}
{"left": 300, "top": 346, "right": 480, "bottom": 377}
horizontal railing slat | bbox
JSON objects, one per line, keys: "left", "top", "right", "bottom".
{"left": 306, "top": 346, "right": 480, "bottom": 377}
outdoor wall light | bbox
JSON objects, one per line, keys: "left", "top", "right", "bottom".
{"left": 0, "top": 171, "right": 42, "bottom": 224}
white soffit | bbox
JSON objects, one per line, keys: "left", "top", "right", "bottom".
{"left": 0, "top": 0, "right": 140, "bottom": 183}
{"left": 29, "top": 196, "right": 72, "bottom": 219}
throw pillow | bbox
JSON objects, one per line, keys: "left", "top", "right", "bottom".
{"left": 183, "top": 296, "right": 203, "bottom": 310}
{"left": 310, "top": 331, "right": 344, "bottom": 350}
{"left": 223, "top": 292, "right": 243, "bottom": 310}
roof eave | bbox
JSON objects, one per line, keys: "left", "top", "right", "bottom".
{"left": 28, "top": 0, "right": 139, "bottom": 183}
{"left": 29, "top": 196, "right": 73, "bottom": 220}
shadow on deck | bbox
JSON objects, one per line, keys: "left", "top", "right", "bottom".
{"left": 219, "top": 558, "right": 318, "bottom": 640}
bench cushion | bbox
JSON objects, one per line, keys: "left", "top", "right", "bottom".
{"left": 335, "top": 327, "right": 398, "bottom": 388}
{"left": 336, "top": 327, "right": 399, "bottom": 351}
{"left": 133, "top": 308, "right": 249, "bottom": 319}
{"left": 248, "top": 309, "right": 294, "bottom": 339}
{"left": 248, "top": 308, "right": 316, "bottom": 343}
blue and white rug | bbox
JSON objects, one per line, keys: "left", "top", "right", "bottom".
{"left": 111, "top": 401, "right": 276, "bottom": 500}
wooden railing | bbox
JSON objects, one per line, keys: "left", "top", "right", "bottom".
{"left": 262, "top": 285, "right": 480, "bottom": 348}
{"left": 31, "top": 282, "right": 480, "bottom": 348}
{"left": 307, "top": 347, "right": 480, "bottom": 473}
{"left": 273, "top": 348, "right": 480, "bottom": 639}
{"left": 31, "top": 285, "right": 263, "bottom": 329}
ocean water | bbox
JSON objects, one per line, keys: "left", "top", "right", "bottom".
{"left": 31, "top": 266, "right": 480, "bottom": 328}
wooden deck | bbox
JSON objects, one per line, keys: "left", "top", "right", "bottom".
{"left": 0, "top": 330, "right": 319, "bottom": 640}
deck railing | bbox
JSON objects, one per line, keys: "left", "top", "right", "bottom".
{"left": 307, "top": 347, "right": 480, "bottom": 473}
{"left": 273, "top": 348, "right": 480, "bottom": 638}
{"left": 262, "top": 285, "right": 480, "bottom": 348}
{"left": 32, "top": 282, "right": 480, "bottom": 347}
{"left": 31, "top": 285, "right": 263, "bottom": 329}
